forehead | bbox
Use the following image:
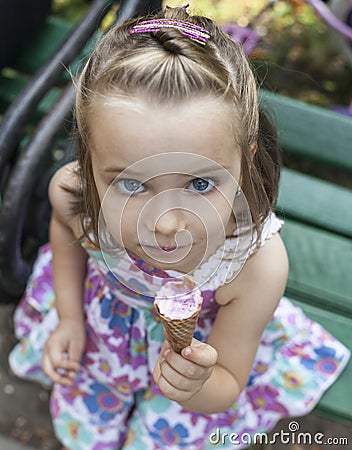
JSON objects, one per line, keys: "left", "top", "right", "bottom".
{"left": 88, "top": 95, "right": 240, "bottom": 173}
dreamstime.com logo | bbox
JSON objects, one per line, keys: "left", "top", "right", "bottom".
{"left": 208, "top": 421, "right": 349, "bottom": 446}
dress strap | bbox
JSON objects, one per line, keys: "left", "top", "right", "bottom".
{"left": 191, "top": 211, "right": 284, "bottom": 291}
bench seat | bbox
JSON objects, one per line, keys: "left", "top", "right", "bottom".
{"left": 293, "top": 300, "right": 352, "bottom": 423}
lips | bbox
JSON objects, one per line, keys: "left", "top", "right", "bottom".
{"left": 160, "top": 246, "right": 177, "bottom": 252}
{"left": 141, "top": 243, "right": 189, "bottom": 252}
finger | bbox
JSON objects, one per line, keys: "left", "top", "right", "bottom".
{"left": 157, "top": 373, "right": 195, "bottom": 403}
{"left": 160, "top": 339, "right": 170, "bottom": 353}
{"left": 153, "top": 340, "right": 170, "bottom": 383}
{"left": 42, "top": 353, "right": 74, "bottom": 387}
{"left": 163, "top": 328, "right": 170, "bottom": 341}
{"left": 159, "top": 340, "right": 171, "bottom": 363}
{"left": 159, "top": 358, "right": 196, "bottom": 392}
{"left": 60, "top": 358, "right": 81, "bottom": 373}
{"left": 46, "top": 341, "right": 68, "bottom": 370}
{"left": 44, "top": 341, "right": 80, "bottom": 375}
{"left": 42, "top": 352, "right": 55, "bottom": 380}
{"left": 164, "top": 350, "right": 205, "bottom": 380}
{"left": 181, "top": 339, "right": 218, "bottom": 368}
{"left": 153, "top": 358, "right": 161, "bottom": 384}
{"left": 67, "top": 339, "right": 85, "bottom": 365}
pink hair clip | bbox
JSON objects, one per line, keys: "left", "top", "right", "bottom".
{"left": 128, "top": 18, "right": 211, "bottom": 45}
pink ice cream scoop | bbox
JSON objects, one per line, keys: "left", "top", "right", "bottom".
{"left": 154, "top": 276, "right": 203, "bottom": 353}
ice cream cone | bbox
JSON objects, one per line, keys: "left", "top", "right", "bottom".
{"left": 154, "top": 276, "right": 203, "bottom": 354}
{"left": 154, "top": 302, "right": 202, "bottom": 353}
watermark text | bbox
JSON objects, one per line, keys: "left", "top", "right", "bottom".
{"left": 209, "top": 421, "right": 349, "bottom": 446}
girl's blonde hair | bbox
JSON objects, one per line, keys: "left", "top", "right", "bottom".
{"left": 72, "top": 6, "right": 281, "bottom": 244}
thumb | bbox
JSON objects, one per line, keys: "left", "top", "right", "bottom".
{"left": 181, "top": 338, "right": 218, "bottom": 367}
{"left": 68, "top": 337, "right": 85, "bottom": 364}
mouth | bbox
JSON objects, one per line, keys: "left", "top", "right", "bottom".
{"left": 141, "top": 243, "right": 190, "bottom": 253}
{"left": 160, "top": 246, "right": 177, "bottom": 252}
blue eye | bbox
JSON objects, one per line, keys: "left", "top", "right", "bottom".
{"left": 115, "top": 178, "right": 145, "bottom": 194}
{"left": 187, "top": 178, "right": 214, "bottom": 193}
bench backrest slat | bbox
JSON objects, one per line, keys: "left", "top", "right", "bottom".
{"left": 282, "top": 220, "right": 352, "bottom": 315}
{"left": 261, "top": 90, "right": 352, "bottom": 171}
{"left": 277, "top": 167, "right": 352, "bottom": 238}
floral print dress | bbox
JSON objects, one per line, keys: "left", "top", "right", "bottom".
{"left": 9, "top": 212, "right": 350, "bottom": 450}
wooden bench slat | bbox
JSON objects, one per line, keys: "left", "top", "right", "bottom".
{"left": 293, "top": 300, "right": 352, "bottom": 422}
{"left": 261, "top": 90, "right": 352, "bottom": 171}
{"left": 277, "top": 168, "right": 352, "bottom": 238}
{"left": 282, "top": 220, "right": 352, "bottom": 315}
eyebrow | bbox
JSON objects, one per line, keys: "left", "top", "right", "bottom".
{"left": 103, "top": 166, "right": 127, "bottom": 174}
{"left": 103, "top": 165, "right": 231, "bottom": 176}
{"left": 192, "top": 165, "right": 232, "bottom": 175}
{"left": 102, "top": 166, "right": 144, "bottom": 177}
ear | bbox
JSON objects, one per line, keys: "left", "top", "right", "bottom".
{"left": 249, "top": 141, "right": 258, "bottom": 159}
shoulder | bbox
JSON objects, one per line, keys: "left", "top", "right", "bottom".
{"left": 48, "top": 160, "right": 81, "bottom": 227}
{"left": 207, "top": 232, "right": 288, "bottom": 389}
{"left": 215, "top": 232, "right": 289, "bottom": 309}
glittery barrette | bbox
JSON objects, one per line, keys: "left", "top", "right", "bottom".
{"left": 129, "top": 19, "right": 211, "bottom": 45}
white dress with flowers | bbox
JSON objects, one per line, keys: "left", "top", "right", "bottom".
{"left": 9, "top": 212, "right": 350, "bottom": 450}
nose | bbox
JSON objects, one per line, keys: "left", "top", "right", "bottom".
{"left": 153, "top": 208, "right": 186, "bottom": 236}
{"left": 143, "top": 189, "right": 188, "bottom": 237}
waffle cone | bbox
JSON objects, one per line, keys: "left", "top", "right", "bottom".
{"left": 154, "top": 302, "right": 202, "bottom": 354}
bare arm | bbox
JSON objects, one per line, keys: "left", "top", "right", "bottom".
{"left": 42, "top": 162, "right": 88, "bottom": 385}
{"left": 154, "top": 232, "right": 289, "bottom": 414}
{"left": 49, "top": 215, "right": 87, "bottom": 323}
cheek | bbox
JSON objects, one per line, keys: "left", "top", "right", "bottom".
{"left": 209, "top": 191, "right": 235, "bottom": 225}
{"left": 101, "top": 204, "right": 122, "bottom": 244}
{"left": 92, "top": 177, "right": 113, "bottom": 210}
{"left": 99, "top": 189, "right": 127, "bottom": 242}
{"left": 120, "top": 209, "right": 137, "bottom": 234}
{"left": 190, "top": 195, "right": 232, "bottom": 236}
{"left": 115, "top": 198, "right": 144, "bottom": 245}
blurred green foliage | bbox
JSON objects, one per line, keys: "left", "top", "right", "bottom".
{"left": 52, "top": 0, "right": 352, "bottom": 109}
{"left": 252, "top": 1, "right": 352, "bottom": 107}
{"left": 52, "top": 0, "right": 89, "bottom": 23}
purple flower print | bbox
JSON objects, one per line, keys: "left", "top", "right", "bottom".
{"left": 83, "top": 383, "right": 124, "bottom": 422}
{"left": 283, "top": 371, "right": 304, "bottom": 390}
{"left": 130, "top": 326, "right": 147, "bottom": 369}
{"left": 100, "top": 294, "right": 132, "bottom": 334}
{"left": 50, "top": 396, "right": 60, "bottom": 420}
{"left": 98, "top": 358, "right": 112, "bottom": 378}
{"left": 93, "top": 439, "right": 125, "bottom": 450}
{"left": 247, "top": 385, "right": 289, "bottom": 414}
{"left": 151, "top": 418, "right": 189, "bottom": 446}
{"left": 247, "top": 361, "right": 269, "bottom": 387}
{"left": 115, "top": 275, "right": 152, "bottom": 300}
{"left": 282, "top": 342, "right": 310, "bottom": 360}
{"left": 60, "top": 384, "right": 83, "bottom": 405}
{"left": 301, "top": 345, "right": 340, "bottom": 375}
{"left": 81, "top": 352, "right": 113, "bottom": 381}
{"left": 114, "top": 374, "right": 142, "bottom": 399}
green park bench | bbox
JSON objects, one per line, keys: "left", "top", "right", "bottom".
{"left": 0, "top": 0, "right": 351, "bottom": 437}
{"left": 263, "top": 90, "right": 352, "bottom": 427}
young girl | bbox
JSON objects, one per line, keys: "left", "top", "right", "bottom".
{"left": 9, "top": 6, "right": 350, "bottom": 450}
